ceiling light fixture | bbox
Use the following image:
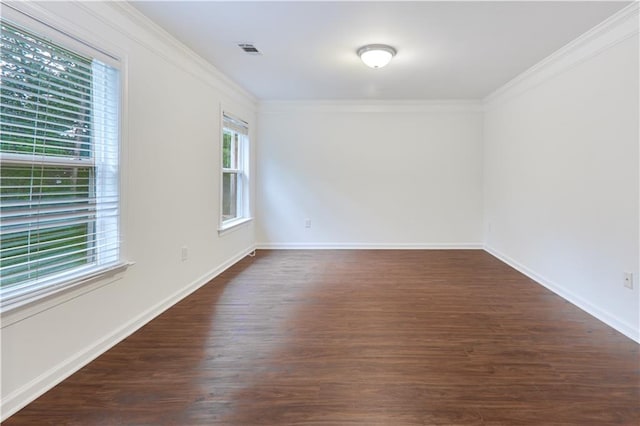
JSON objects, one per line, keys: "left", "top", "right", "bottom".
{"left": 357, "top": 44, "right": 397, "bottom": 69}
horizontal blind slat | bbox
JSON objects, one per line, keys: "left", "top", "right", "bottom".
{"left": 1, "top": 129, "right": 92, "bottom": 148}
{"left": 1, "top": 196, "right": 118, "bottom": 209}
{"left": 1, "top": 94, "right": 111, "bottom": 122}
{"left": 0, "top": 216, "right": 110, "bottom": 236}
{"left": 2, "top": 73, "right": 118, "bottom": 107}
{"left": 223, "top": 113, "right": 249, "bottom": 135}
{"left": 1, "top": 205, "right": 119, "bottom": 227}
{"left": 1, "top": 228, "right": 116, "bottom": 254}
{"left": 1, "top": 240, "right": 120, "bottom": 273}
{"left": 1, "top": 85, "right": 119, "bottom": 116}
{"left": 1, "top": 245, "right": 120, "bottom": 282}
{"left": 1, "top": 107, "right": 117, "bottom": 129}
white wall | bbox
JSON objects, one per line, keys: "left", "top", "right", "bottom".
{"left": 256, "top": 103, "right": 484, "bottom": 248}
{"left": 483, "top": 8, "right": 639, "bottom": 340}
{"left": 0, "top": 2, "right": 257, "bottom": 419}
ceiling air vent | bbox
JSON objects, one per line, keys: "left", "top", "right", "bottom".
{"left": 238, "top": 43, "right": 261, "bottom": 55}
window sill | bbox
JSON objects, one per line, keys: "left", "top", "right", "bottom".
{"left": 1, "top": 261, "right": 134, "bottom": 328}
{"left": 218, "top": 217, "right": 253, "bottom": 236}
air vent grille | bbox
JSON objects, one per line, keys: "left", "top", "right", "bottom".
{"left": 238, "top": 43, "right": 261, "bottom": 55}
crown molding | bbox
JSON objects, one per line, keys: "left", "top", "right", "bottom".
{"left": 75, "top": 1, "right": 258, "bottom": 111}
{"left": 259, "top": 99, "right": 483, "bottom": 114}
{"left": 6, "top": 1, "right": 635, "bottom": 114}
{"left": 483, "top": 2, "right": 639, "bottom": 109}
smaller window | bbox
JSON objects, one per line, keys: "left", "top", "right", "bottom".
{"left": 220, "top": 113, "right": 249, "bottom": 230}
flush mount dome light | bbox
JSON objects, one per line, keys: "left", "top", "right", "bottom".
{"left": 357, "top": 44, "right": 397, "bottom": 69}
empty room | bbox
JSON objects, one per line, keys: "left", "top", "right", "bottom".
{"left": 1, "top": 0, "right": 638, "bottom": 424}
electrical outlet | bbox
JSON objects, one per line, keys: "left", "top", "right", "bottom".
{"left": 181, "top": 246, "right": 189, "bottom": 262}
{"left": 304, "top": 218, "right": 311, "bottom": 228}
{"left": 624, "top": 272, "right": 633, "bottom": 289}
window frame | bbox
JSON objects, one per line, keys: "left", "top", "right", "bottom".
{"left": 218, "top": 110, "right": 251, "bottom": 234}
{"left": 0, "top": 4, "right": 130, "bottom": 315}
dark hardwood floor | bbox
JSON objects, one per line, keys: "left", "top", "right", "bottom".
{"left": 4, "top": 250, "right": 639, "bottom": 425}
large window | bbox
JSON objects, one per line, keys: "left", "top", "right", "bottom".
{"left": 0, "top": 18, "right": 121, "bottom": 310}
{"left": 220, "top": 113, "right": 249, "bottom": 229}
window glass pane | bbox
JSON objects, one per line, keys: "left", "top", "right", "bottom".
{"left": 222, "top": 172, "right": 237, "bottom": 222}
{"left": 1, "top": 164, "right": 93, "bottom": 288}
{"left": 1, "top": 164, "right": 92, "bottom": 205}
{"left": 1, "top": 21, "right": 93, "bottom": 159}
{"left": 222, "top": 131, "right": 232, "bottom": 169}
{"left": 231, "top": 133, "right": 238, "bottom": 169}
{"left": 1, "top": 224, "right": 91, "bottom": 287}
{"left": 222, "top": 129, "right": 240, "bottom": 170}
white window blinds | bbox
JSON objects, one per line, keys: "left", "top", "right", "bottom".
{"left": 0, "top": 19, "right": 121, "bottom": 309}
{"left": 223, "top": 113, "right": 249, "bottom": 136}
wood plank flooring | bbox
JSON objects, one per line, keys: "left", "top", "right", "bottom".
{"left": 4, "top": 250, "right": 639, "bottom": 425}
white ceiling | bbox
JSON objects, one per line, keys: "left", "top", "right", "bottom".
{"left": 131, "top": 1, "right": 629, "bottom": 100}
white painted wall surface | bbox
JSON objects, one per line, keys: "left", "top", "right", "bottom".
{"left": 0, "top": 2, "right": 257, "bottom": 419}
{"left": 483, "top": 17, "right": 639, "bottom": 340}
{"left": 256, "top": 103, "right": 484, "bottom": 247}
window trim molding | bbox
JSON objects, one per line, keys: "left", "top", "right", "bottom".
{"left": 0, "top": 261, "right": 133, "bottom": 316}
{"left": 0, "top": 261, "right": 134, "bottom": 327}
{"left": 218, "top": 217, "right": 253, "bottom": 236}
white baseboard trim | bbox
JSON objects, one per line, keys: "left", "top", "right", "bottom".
{"left": 256, "top": 242, "right": 483, "bottom": 250}
{"left": 484, "top": 245, "right": 639, "bottom": 343}
{"left": 1, "top": 244, "right": 256, "bottom": 422}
